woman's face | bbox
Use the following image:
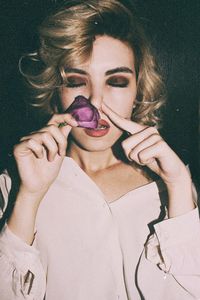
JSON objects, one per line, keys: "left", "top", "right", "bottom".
{"left": 59, "top": 35, "right": 137, "bottom": 152}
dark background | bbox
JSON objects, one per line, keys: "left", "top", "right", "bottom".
{"left": 0, "top": 0, "right": 199, "bottom": 186}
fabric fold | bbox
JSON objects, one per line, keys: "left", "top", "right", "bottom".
{"left": 0, "top": 225, "right": 46, "bottom": 299}
{"left": 145, "top": 208, "right": 200, "bottom": 274}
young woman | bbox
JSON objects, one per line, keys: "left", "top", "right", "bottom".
{"left": 0, "top": 1, "right": 199, "bottom": 299}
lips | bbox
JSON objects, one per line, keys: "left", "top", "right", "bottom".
{"left": 84, "top": 118, "right": 110, "bottom": 137}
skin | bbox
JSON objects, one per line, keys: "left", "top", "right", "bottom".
{"left": 60, "top": 35, "right": 137, "bottom": 157}
{"left": 8, "top": 35, "right": 194, "bottom": 245}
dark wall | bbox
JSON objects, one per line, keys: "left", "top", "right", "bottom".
{"left": 0, "top": 0, "right": 199, "bottom": 184}
{"left": 135, "top": 0, "right": 200, "bottom": 185}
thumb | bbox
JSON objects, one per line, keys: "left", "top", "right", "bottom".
{"left": 59, "top": 123, "right": 72, "bottom": 138}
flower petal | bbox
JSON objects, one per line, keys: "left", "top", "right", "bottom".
{"left": 65, "top": 95, "right": 100, "bottom": 129}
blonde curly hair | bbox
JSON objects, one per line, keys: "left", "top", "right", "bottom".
{"left": 20, "top": 0, "right": 165, "bottom": 127}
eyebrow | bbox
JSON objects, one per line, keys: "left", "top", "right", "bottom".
{"left": 64, "top": 68, "right": 87, "bottom": 75}
{"left": 105, "top": 67, "right": 134, "bottom": 76}
{"left": 64, "top": 66, "right": 134, "bottom": 76}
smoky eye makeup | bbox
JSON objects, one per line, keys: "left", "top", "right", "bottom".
{"left": 106, "top": 76, "right": 129, "bottom": 88}
{"left": 65, "top": 76, "right": 87, "bottom": 88}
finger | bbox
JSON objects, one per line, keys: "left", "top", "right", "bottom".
{"left": 136, "top": 142, "right": 165, "bottom": 175}
{"left": 39, "top": 132, "right": 59, "bottom": 161}
{"left": 21, "top": 124, "right": 71, "bottom": 157}
{"left": 20, "top": 132, "right": 59, "bottom": 161}
{"left": 39, "top": 125, "right": 67, "bottom": 156}
{"left": 130, "top": 140, "right": 168, "bottom": 176}
{"left": 122, "top": 127, "right": 160, "bottom": 158}
{"left": 14, "top": 139, "right": 44, "bottom": 159}
{"left": 101, "top": 102, "right": 145, "bottom": 134}
{"left": 48, "top": 113, "right": 78, "bottom": 127}
{"left": 128, "top": 133, "right": 163, "bottom": 164}
{"left": 59, "top": 123, "right": 72, "bottom": 140}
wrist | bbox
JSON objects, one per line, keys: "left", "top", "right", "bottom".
{"left": 18, "top": 185, "right": 48, "bottom": 205}
{"left": 164, "top": 166, "right": 192, "bottom": 191}
{"left": 166, "top": 172, "right": 196, "bottom": 218}
{"left": 8, "top": 191, "right": 41, "bottom": 245}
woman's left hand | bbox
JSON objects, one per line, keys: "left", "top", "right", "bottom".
{"left": 102, "top": 103, "right": 191, "bottom": 189}
{"left": 102, "top": 103, "right": 195, "bottom": 217}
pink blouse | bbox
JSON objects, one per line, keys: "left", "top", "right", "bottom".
{"left": 0, "top": 157, "right": 200, "bottom": 300}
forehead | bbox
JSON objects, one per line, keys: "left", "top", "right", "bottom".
{"left": 80, "top": 35, "right": 135, "bottom": 72}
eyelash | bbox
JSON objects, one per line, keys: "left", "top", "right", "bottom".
{"left": 107, "top": 78, "right": 129, "bottom": 88}
{"left": 66, "top": 83, "right": 128, "bottom": 88}
{"left": 66, "top": 82, "right": 85, "bottom": 88}
{"left": 65, "top": 77, "right": 129, "bottom": 88}
{"left": 107, "top": 82, "right": 128, "bottom": 88}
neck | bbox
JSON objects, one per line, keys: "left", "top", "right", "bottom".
{"left": 67, "top": 143, "right": 120, "bottom": 173}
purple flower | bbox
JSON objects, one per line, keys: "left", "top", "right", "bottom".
{"left": 65, "top": 95, "right": 100, "bottom": 129}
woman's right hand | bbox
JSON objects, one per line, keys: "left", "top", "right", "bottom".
{"left": 13, "top": 113, "right": 78, "bottom": 202}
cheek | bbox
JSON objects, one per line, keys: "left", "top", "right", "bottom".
{"left": 59, "top": 88, "right": 71, "bottom": 110}
{"left": 105, "top": 90, "right": 136, "bottom": 119}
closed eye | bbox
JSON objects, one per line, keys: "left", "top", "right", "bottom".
{"left": 65, "top": 76, "right": 86, "bottom": 88}
{"left": 106, "top": 76, "right": 129, "bottom": 88}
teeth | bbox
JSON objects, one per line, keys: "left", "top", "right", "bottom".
{"left": 97, "top": 125, "right": 107, "bottom": 129}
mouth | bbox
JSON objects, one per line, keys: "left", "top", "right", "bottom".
{"left": 84, "top": 119, "right": 110, "bottom": 137}
{"left": 94, "top": 119, "right": 110, "bottom": 130}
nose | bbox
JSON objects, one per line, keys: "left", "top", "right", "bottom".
{"left": 89, "top": 92, "right": 103, "bottom": 110}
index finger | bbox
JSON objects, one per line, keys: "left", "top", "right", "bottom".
{"left": 47, "top": 113, "right": 78, "bottom": 127}
{"left": 101, "top": 102, "right": 145, "bottom": 134}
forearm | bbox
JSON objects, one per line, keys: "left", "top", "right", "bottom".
{"left": 7, "top": 188, "right": 43, "bottom": 245}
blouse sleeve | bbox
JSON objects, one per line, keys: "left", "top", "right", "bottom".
{"left": 0, "top": 172, "right": 46, "bottom": 300}
{"left": 0, "top": 171, "right": 11, "bottom": 219}
{"left": 145, "top": 207, "right": 200, "bottom": 298}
